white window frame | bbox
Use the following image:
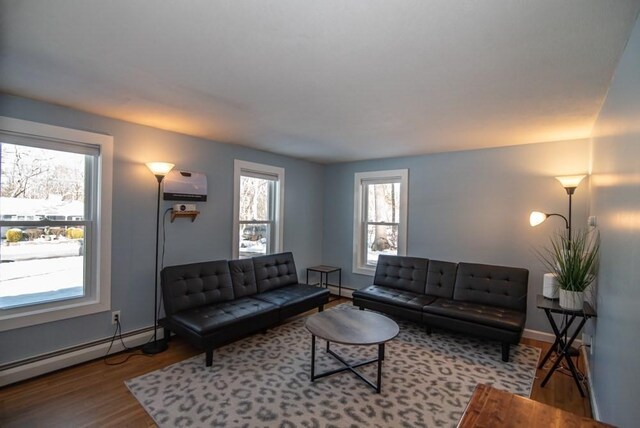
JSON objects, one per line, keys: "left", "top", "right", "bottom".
{"left": 232, "top": 160, "right": 284, "bottom": 259}
{"left": 0, "top": 116, "right": 113, "bottom": 331}
{"left": 353, "top": 169, "right": 408, "bottom": 276}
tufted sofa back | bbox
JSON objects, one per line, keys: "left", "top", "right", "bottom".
{"left": 453, "top": 262, "right": 528, "bottom": 311}
{"left": 425, "top": 260, "right": 458, "bottom": 298}
{"left": 161, "top": 260, "right": 234, "bottom": 316}
{"left": 373, "top": 255, "right": 429, "bottom": 294}
{"left": 253, "top": 252, "right": 299, "bottom": 293}
{"left": 229, "top": 258, "right": 258, "bottom": 298}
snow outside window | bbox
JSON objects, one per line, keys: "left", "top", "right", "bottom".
{"left": 353, "top": 169, "right": 408, "bottom": 275}
{"left": 232, "top": 160, "right": 284, "bottom": 259}
{"left": 0, "top": 117, "right": 112, "bottom": 331}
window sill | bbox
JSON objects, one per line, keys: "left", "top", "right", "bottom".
{"left": 352, "top": 265, "right": 376, "bottom": 276}
{"left": 0, "top": 298, "right": 110, "bottom": 332}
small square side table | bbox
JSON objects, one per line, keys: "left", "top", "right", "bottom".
{"left": 306, "top": 265, "right": 342, "bottom": 298}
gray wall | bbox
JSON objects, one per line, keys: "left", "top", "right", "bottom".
{"left": 322, "top": 140, "right": 590, "bottom": 332}
{"left": 0, "top": 94, "right": 325, "bottom": 364}
{"left": 589, "top": 15, "right": 640, "bottom": 427}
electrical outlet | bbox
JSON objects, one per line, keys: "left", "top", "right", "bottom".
{"left": 111, "top": 311, "right": 121, "bottom": 325}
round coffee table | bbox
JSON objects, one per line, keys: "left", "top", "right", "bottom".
{"left": 305, "top": 308, "right": 399, "bottom": 393}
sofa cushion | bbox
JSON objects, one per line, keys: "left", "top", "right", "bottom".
{"left": 229, "top": 259, "right": 258, "bottom": 298}
{"left": 253, "top": 284, "right": 329, "bottom": 308}
{"left": 425, "top": 260, "right": 458, "bottom": 298}
{"left": 422, "top": 298, "right": 525, "bottom": 332}
{"left": 353, "top": 285, "right": 437, "bottom": 311}
{"left": 253, "top": 252, "right": 299, "bottom": 293}
{"left": 170, "top": 297, "right": 277, "bottom": 335}
{"left": 161, "top": 260, "right": 234, "bottom": 316}
{"left": 453, "top": 262, "right": 528, "bottom": 312}
{"left": 373, "top": 255, "right": 429, "bottom": 294}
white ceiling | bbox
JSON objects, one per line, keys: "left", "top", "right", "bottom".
{"left": 1, "top": 1, "right": 639, "bottom": 163}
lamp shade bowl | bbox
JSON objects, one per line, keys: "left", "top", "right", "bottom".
{"left": 146, "top": 162, "right": 175, "bottom": 177}
{"left": 555, "top": 175, "right": 586, "bottom": 189}
{"left": 530, "top": 211, "right": 548, "bottom": 227}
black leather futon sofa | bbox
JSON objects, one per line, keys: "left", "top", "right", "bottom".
{"left": 352, "top": 255, "right": 528, "bottom": 361}
{"left": 160, "top": 252, "right": 329, "bottom": 366}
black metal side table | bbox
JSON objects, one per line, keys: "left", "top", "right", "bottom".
{"left": 306, "top": 265, "right": 342, "bottom": 298}
{"left": 536, "top": 294, "right": 596, "bottom": 397}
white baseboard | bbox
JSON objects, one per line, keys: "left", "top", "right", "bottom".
{"left": 522, "top": 328, "right": 556, "bottom": 343}
{"left": 327, "top": 284, "right": 354, "bottom": 299}
{"left": 0, "top": 327, "right": 161, "bottom": 387}
{"left": 522, "top": 328, "right": 582, "bottom": 347}
{"left": 581, "top": 347, "right": 600, "bottom": 421}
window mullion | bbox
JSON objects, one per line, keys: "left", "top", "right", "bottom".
{"left": 362, "top": 183, "right": 369, "bottom": 267}
{"left": 367, "top": 221, "right": 399, "bottom": 226}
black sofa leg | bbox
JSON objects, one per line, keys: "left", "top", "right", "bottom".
{"left": 359, "top": 307, "right": 364, "bottom": 311}
{"left": 164, "top": 327, "right": 171, "bottom": 343}
{"left": 425, "top": 325, "right": 432, "bottom": 335}
{"left": 206, "top": 349, "right": 213, "bottom": 367}
{"left": 501, "top": 343, "right": 510, "bottom": 362}
{"left": 319, "top": 305, "right": 324, "bottom": 312}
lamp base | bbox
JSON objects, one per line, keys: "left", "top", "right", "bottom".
{"left": 142, "top": 340, "right": 168, "bottom": 355}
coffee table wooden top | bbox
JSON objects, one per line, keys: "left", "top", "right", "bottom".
{"left": 305, "top": 309, "right": 399, "bottom": 345}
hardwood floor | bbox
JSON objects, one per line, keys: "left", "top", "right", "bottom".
{"left": 0, "top": 298, "right": 592, "bottom": 427}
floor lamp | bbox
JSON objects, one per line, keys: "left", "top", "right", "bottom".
{"left": 529, "top": 174, "right": 586, "bottom": 300}
{"left": 142, "top": 161, "right": 175, "bottom": 355}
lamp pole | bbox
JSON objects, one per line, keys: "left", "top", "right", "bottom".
{"left": 555, "top": 175, "right": 585, "bottom": 244}
{"left": 142, "top": 174, "right": 167, "bottom": 354}
{"left": 564, "top": 186, "right": 577, "bottom": 245}
{"left": 143, "top": 162, "right": 174, "bottom": 355}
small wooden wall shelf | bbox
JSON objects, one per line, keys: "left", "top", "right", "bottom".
{"left": 170, "top": 210, "right": 199, "bottom": 223}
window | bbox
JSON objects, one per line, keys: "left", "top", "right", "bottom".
{"left": 353, "top": 169, "right": 408, "bottom": 275}
{"left": 233, "top": 160, "right": 284, "bottom": 259}
{"left": 0, "top": 117, "right": 112, "bottom": 331}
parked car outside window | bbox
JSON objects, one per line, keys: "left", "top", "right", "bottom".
{"left": 242, "top": 224, "right": 267, "bottom": 241}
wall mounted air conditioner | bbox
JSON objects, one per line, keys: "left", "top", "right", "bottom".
{"left": 163, "top": 170, "right": 207, "bottom": 201}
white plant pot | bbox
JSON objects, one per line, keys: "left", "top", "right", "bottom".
{"left": 559, "top": 289, "right": 584, "bottom": 310}
{"left": 543, "top": 273, "right": 559, "bottom": 299}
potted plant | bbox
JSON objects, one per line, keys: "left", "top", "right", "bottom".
{"left": 537, "top": 228, "right": 599, "bottom": 310}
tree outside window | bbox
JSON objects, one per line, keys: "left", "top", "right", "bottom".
{"left": 0, "top": 117, "right": 112, "bottom": 331}
{"left": 238, "top": 175, "right": 274, "bottom": 258}
{"left": 0, "top": 142, "right": 89, "bottom": 309}
{"left": 233, "top": 160, "right": 284, "bottom": 259}
{"left": 353, "top": 169, "right": 408, "bottom": 275}
{"left": 366, "top": 182, "right": 401, "bottom": 264}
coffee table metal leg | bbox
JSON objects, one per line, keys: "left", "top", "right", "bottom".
{"left": 311, "top": 334, "right": 316, "bottom": 381}
{"left": 376, "top": 343, "right": 385, "bottom": 393}
{"left": 311, "top": 340, "right": 387, "bottom": 393}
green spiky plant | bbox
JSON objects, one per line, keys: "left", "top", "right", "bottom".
{"left": 537, "top": 228, "right": 600, "bottom": 293}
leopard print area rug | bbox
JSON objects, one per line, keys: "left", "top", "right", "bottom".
{"left": 126, "top": 303, "right": 540, "bottom": 427}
